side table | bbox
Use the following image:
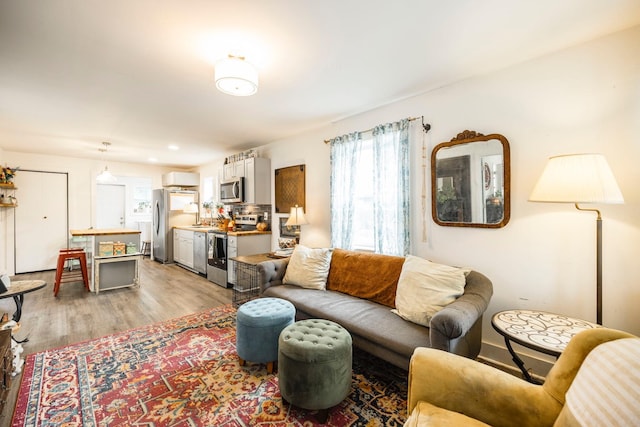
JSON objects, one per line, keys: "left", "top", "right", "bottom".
{"left": 491, "top": 309, "right": 600, "bottom": 383}
{"left": 231, "top": 253, "right": 289, "bottom": 306}
{"left": 0, "top": 280, "right": 46, "bottom": 322}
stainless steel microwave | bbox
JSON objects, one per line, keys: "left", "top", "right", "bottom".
{"left": 220, "top": 177, "right": 244, "bottom": 203}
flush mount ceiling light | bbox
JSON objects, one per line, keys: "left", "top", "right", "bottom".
{"left": 215, "top": 54, "right": 258, "bottom": 96}
{"left": 96, "top": 141, "right": 117, "bottom": 183}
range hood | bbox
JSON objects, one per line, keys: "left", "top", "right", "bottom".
{"left": 162, "top": 172, "right": 200, "bottom": 187}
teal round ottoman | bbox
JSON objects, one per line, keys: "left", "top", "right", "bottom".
{"left": 278, "top": 319, "right": 352, "bottom": 421}
{"left": 236, "top": 298, "right": 296, "bottom": 373}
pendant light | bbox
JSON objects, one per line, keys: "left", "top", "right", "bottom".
{"left": 96, "top": 142, "right": 117, "bottom": 183}
{"left": 215, "top": 54, "right": 258, "bottom": 96}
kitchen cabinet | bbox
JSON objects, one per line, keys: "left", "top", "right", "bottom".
{"left": 244, "top": 157, "right": 271, "bottom": 204}
{"left": 227, "top": 233, "right": 271, "bottom": 286}
{"left": 222, "top": 157, "right": 271, "bottom": 204}
{"left": 173, "top": 228, "right": 194, "bottom": 269}
{"left": 223, "top": 161, "right": 246, "bottom": 180}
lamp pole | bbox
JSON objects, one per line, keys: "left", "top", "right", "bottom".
{"left": 575, "top": 204, "right": 603, "bottom": 325}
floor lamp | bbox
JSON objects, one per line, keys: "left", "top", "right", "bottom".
{"left": 529, "top": 153, "right": 624, "bottom": 325}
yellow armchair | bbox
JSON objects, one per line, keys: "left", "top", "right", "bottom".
{"left": 405, "top": 328, "right": 638, "bottom": 427}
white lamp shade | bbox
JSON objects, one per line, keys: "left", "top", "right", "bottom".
{"left": 96, "top": 166, "right": 116, "bottom": 183}
{"left": 286, "top": 205, "right": 308, "bottom": 226}
{"left": 215, "top": 56, "right": 258, "bottom": 96}
{"left": 529, "top": 153, "right": 624, "bottom": 204}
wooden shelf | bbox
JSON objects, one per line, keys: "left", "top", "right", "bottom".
{"left": 0, "top": 183, "right": 17, "bottom": 208}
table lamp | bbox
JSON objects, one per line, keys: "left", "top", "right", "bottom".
{"left": 529, "top": 153, "right": 624, "bottom": 324}
{"left": 286, "top": 205, "right": 308, "bottom": 243}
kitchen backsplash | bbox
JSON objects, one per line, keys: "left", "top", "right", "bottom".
{"left": 231, "top": 204, "right": 272, "bottom": 229}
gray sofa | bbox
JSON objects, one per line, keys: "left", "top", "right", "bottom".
{"left": 257, "top": 249, "right": 493, "bottom": 370}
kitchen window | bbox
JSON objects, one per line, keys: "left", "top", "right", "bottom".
{"left": 329, "top": 119, "right": 410, "bottom": 256}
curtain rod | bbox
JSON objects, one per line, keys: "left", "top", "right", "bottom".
{"left": 323, "top": 116, "right": 431, "bottom": 144}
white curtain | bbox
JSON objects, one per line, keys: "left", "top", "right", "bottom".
{"left": 329, "top": 132, "right": 362, "bottom": 250}
{"left": 330, "top": 119, "right": 410, "bottom": 255}
{"left": 373, "top": 119, "right": 410, "bottom": 255}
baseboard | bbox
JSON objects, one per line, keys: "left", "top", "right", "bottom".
{"left": 478, "top": 340, "right": 554, "bottom": 382}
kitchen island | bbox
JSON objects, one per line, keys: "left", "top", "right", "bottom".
{"left": 70, "top": 228, "right": 142, "bottom": 293}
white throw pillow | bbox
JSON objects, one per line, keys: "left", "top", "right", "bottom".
{"left": 392, "top": 255, "right": 469, "bottom": 327}
{"left": 282, "top": 245, "right": 333, "bottom": 290}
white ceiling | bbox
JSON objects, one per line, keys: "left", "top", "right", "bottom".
{"left": 1, "top": 1, "right": 639, "bottom": 168}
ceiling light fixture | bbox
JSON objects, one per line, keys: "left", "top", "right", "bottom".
{"left": 96, "top": 142, "right": 117, "bottom": 183}
{"left": 215, "top": 54, "right": 258, "bottom": 96}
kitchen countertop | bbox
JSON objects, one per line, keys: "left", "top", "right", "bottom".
{"left": 174, "top": 225, "right": 220, "bottom": 232}
{"left": 173, "top": 225, "right": 271, "bottom": 236}
{"left": 228, "top": 230, "right": 271, "bottom": 236}
{"left": 70, "top": 228, "right": 141, "bottom": 236}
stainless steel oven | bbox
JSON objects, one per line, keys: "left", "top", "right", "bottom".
{"left": 207, "top": 231, "right": 230, "bottom": 288}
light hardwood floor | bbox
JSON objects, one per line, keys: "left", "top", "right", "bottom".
{"left": 0, "top": 258, "right": 233, "bottom": 426}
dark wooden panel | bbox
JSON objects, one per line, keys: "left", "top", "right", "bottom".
{"left": 274, "top": 164, "right": 305, "bottom": 213}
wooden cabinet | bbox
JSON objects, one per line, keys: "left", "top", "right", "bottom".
{"left": 173, "top": 229, "right": 194, "bottom": 269}
{"left": 0, "top": 329, "right": 12, "bottom": 416}
{"left": 0, "top": 183, "right": 17, "bottom": 208}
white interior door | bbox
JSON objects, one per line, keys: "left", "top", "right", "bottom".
{"left": 97, "top": 184, "right": 126, "bottom": 228}
{"left": 15, "top": 171, "right": 68, "bottom": 273}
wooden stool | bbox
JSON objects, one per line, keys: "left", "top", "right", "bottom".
{"left": 54, "top": 248, "right": 90, "bottom": 297}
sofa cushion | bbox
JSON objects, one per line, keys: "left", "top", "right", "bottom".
{"left": 282, "top": 245, "right": 333, "bottom": 290}
{"left": 555, "top": 337, "right": 640, "bottom": 427}
{"left": 392, "top": 256, "right": 468, "bottom": 327}
{"left": 263, "top": 284, "right": 431, "bottom": 359}
{"left": 405, "top": 401, "right": 490, "bottom": 427}
{"left": 326, "top": 248, "right": 405, "bottom": 308}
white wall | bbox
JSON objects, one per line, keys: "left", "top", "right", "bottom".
{"left": 0, "top": 151, "right": 184, "bottom": 275}
{"left": 206, "top": 25, "right": 640, "bottom": 374}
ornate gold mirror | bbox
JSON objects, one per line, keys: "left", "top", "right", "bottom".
{"left": 431, "top": 130, "right": 510, "bottom": 228}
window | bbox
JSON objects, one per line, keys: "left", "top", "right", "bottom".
{"left": 350, "top": 138, "right": 375, "bottom": 251}
{"left": 330, "top": 119, "right": 410, "bottom": 256}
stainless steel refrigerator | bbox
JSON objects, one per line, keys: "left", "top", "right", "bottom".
{"left": 152, "top": 189, "right": 198, "bottom": 263}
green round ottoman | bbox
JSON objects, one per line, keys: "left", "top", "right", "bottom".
{"left": 278, "top": 319, "right": 352, "bottom": 420}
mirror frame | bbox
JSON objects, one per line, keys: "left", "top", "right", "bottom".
{"left": 431, "top": 130, "right": 511, "bottom": 228}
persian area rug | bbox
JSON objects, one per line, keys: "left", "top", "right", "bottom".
{"left": 12, "top": 304, "right": 407, "bottom": 426}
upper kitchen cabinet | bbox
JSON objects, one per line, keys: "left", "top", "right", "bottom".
{"left": 162, "top": 172, "right": 199, "bottom": 187}
{"left": 223, "top": 161, "right": 246, "bottom": 180}
{"left": 223, "top": 157, "right": 271, "bottom": 205}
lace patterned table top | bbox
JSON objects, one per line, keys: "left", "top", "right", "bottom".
{"left": 492, "top": 310, "right": 601, "bottom": 356}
